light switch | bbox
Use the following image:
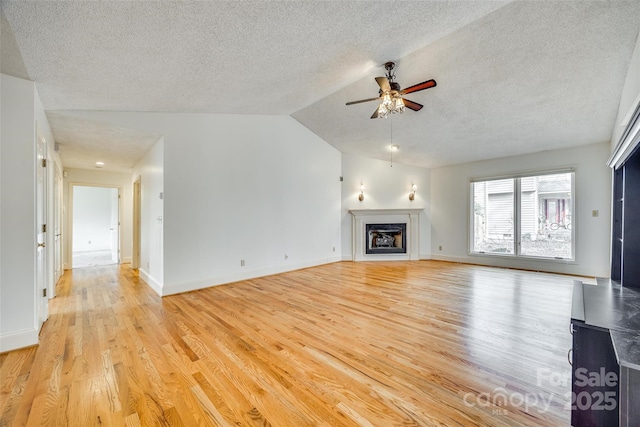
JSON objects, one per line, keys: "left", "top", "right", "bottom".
{"left": 592, "top": 210, "right": 599, "bottom": 217}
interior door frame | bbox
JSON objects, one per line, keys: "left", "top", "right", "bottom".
{"left": 132, "top": 178, "right": 141, "bottom": 269}
{"left": 36, "top": 125, "right": 48, "bottom": 327}
{"left": 110, "top": 187, "right": 120, "bottom": 263}
{"left": 53, "top": 165, "right": 63, "bottom": 288}
{"left": 68, "top": 183, "right": 123, "bottom": 268}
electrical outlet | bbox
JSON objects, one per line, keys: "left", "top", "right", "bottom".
{"left": 88, "top": 240, "right": 91, "bottom": 244}
{"left": 332, "top": 247, "right": 336, "bottom": 252}
{"left": 285, "top": 254, "right": 288, "bottom": 260}
{"left": 438, "top": 245, "right": 443, "bottom": 251}
{"left": 240, "top": 259, "right": 245, "bottom": 267}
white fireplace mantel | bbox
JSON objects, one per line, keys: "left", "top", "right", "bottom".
{"left": 348, "top": 208, "right": 423, "bottom": 261}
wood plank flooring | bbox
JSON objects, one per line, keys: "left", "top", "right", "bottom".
{"left": 0, "top": 261, "right": 581, "bottom": 426}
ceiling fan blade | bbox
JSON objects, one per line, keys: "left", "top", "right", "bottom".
{"left": 402, "top": 98, "right": 423, "bottom": 111}
{"left": 346, "top": 97, "right": 380, "bottom": 106}
{"left": 401, "top": 79, "right": 437, "bottom": 95}
{"left": 371, "top": 107, "right": 380, "bottom": 119}
{"left": 375, "top": 77, "right": 391, "bottom": 92}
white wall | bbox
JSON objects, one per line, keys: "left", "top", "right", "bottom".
{"left": 1, "top": 74, "right": 60, "bottom": 352}
{"left": 59, "top": 111, "right": 342, "bottom": 295}
{"left": 132, "top": 137, "right": 164, "bottom": 293}
{"left": 72, "top": 186, "right": 116, "bottom": 252}
{"left": 430, "top": 142, "right": 612, "bottom": 277}
{"left": 611, "top": 29, "right": 640, "bottom": 149}
{"left": 1, "top": 74, "right": 37, "bottom": 351}
{"left": 340, "top": 153, "right": 431, "bottom": 259}
{"left": 161, "top": 114, "right": 341, "bottom": 295}
{"left": 63, "top": 169, "right": 133, "bottom": 268}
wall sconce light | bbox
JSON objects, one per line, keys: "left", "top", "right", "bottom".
{"left": 358, "top": 183, "right": 365, "bottom": 201}
{"left": 409, "top": 183, "right": 417, "bottom": 201}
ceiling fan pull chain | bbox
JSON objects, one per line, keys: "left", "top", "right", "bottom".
{"left": 390, "top": 118, "right": 393, "bottom": 168}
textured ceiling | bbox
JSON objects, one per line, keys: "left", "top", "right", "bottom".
{"left": 46, "top": 113, "right": 161, "bottom": 173}
{"left": 294, "top": 1, "right": 640, "bottom": 167}
{"left": 2, "top": 1, "right": 640, "bottom": 170}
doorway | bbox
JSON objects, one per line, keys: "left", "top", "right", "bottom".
{"left": 71, "top": 185, "right": 120, "bottom": 268}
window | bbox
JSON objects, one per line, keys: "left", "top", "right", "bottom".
{"left": 471, "top": 171, "right": 574, "bottom": 260}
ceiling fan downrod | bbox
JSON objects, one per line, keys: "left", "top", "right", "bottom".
{"left": 384, "top": 61, "right": 397, "bottom": 82}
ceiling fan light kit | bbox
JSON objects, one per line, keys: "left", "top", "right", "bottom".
{"left": 346, "top": 61, "right": 437, "bottom": 119}
{"left": 377, "top": 93, "right": 405, "bottom": 119}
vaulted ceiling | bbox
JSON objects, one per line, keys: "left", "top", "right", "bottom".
{"left": 2, "top": 1, "right": 640, "bottom": 171}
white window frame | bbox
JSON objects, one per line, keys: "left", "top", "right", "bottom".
{"left": 469, "top": 169, "right": 576, "bottom": 261}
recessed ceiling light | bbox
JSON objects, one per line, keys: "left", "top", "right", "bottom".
{"left": 95, "top": 161, "right": 104, "bottom": 167}
{"left": 391, "top": 144, "right": 399, "bottom": 152}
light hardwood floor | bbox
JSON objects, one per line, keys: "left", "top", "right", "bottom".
{"left": 1, "top": 261, "right": 581, "bottom": 426}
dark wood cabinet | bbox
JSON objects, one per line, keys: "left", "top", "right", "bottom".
{"left": 571, "top": 280, "right": 640, "bottom": 427}
{"left": 613, "top": 149, "right": 640, "bottom": 288}
{"left": 570, "top": 320, "right": 619, "bottom": 426}
{"left": 603, "top": 89, "right": 640, "bottom": 427}
{"left": 611, "top": 168, "right": 623, "bottom": 281}
{"left": 619, "top": 364, "right": 640, "bottom": 425}
{"left": 622, "top": 152, "right": 640, "bottom": 288}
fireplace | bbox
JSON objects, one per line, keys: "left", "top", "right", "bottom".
{"left": 349, "top": 209, "right": 422, "bottom": 261}
{"left": 365, "top": 223, "right": 407, "bottom": 254}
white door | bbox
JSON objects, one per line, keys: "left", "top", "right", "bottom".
{"left": 54, "top": 167, "right": 63, "bottom": 285}
{"left": 36, "top": 129, "right": 48, "bottom": 326}
{"left": 110, "top": 188, "right": 120, "bottom": 263}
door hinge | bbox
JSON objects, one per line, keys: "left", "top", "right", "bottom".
{"left": 42, "top": 224, "right": 47, "bottom": 233}
{"left": 42, "top": 159, "right": 47, "bottom": 167}
{"left": 43, "top": 288, "right": 47, "bottom": 297}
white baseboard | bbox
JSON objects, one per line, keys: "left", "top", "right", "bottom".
{"left": 0, "top": 327, "right": 39, "bottom": 353}
{"left": 162, "top": 256, "right": 342, "bottom": 296}
{"left": 429, "top": 254, "right": 470, "bottom": 263}
{"left": 139, "top": 268, "right": 163, "bottom": 296}
{"left": 342, "top": 254, "right": 432, "bottom": 261}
